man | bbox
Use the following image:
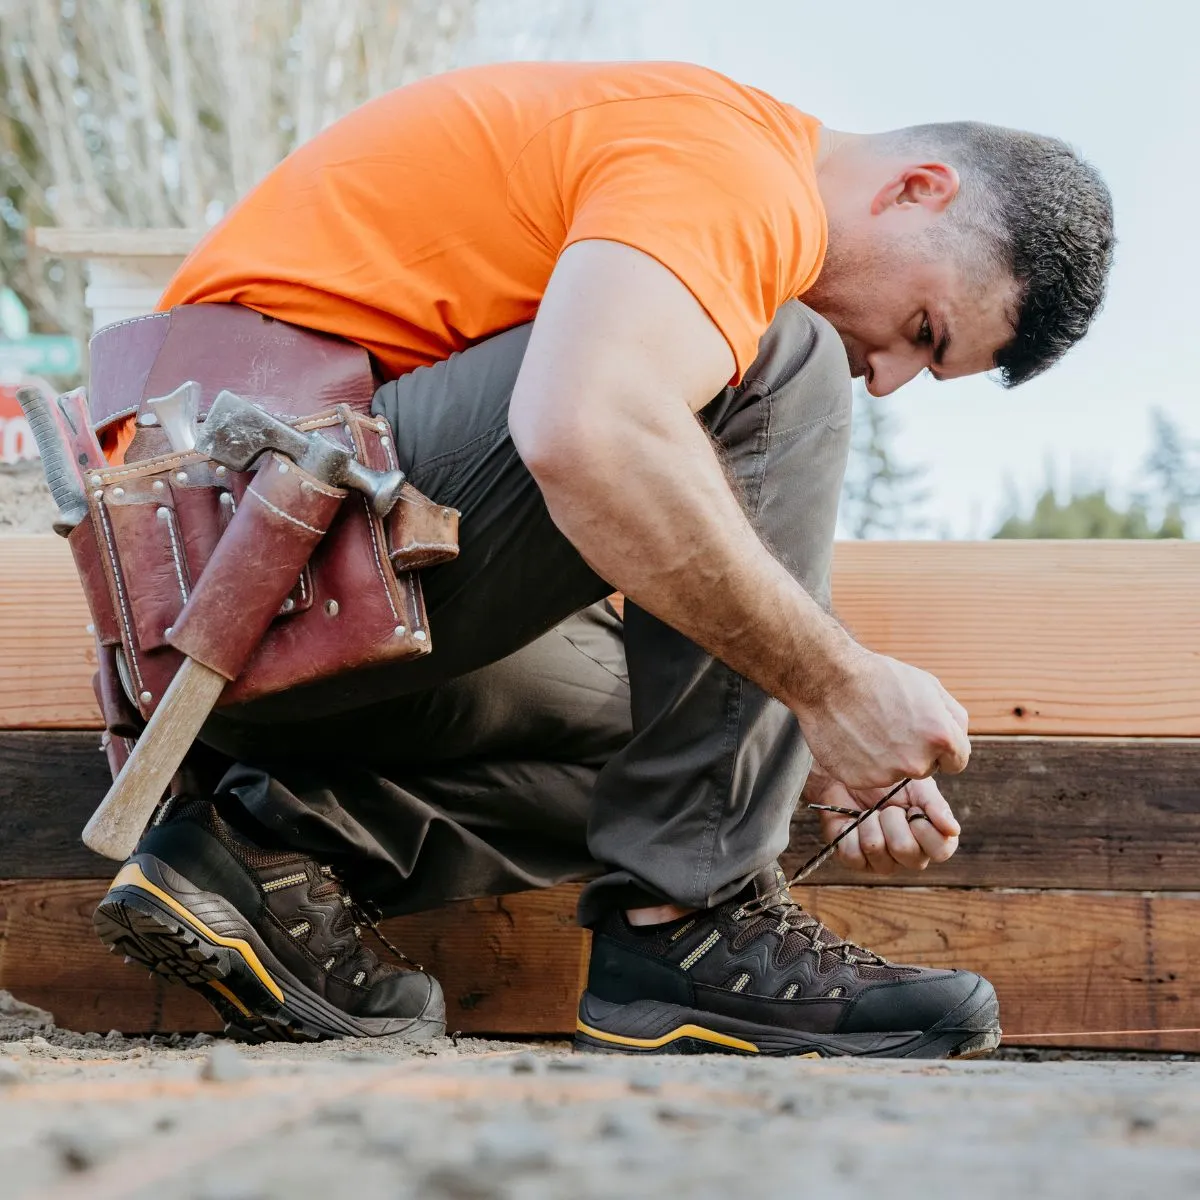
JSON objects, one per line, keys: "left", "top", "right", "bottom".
{"left": 94, "top": 61, "right": 1113, "bottom": 1056}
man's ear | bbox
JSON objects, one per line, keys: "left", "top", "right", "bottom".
{"left": 870, "top": 163, "right": 960, "bottom": 216}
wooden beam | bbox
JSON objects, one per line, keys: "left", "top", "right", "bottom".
{"left": 805, "top": 887, "right": 1200, "bottom": 1053}
{"left": 831, "top": 539, "right": 1200, "bottom": 736}
{"left": 8, "top": 731, "right": 1200, "bottom": 890}
{"left": 785, "top": 736, "right": 1200, "bottom": 890}
{"left": 31, "top": 228, "right": 203, "bottom": 258}
{"left": 5, "top": 535, "right": 1199, "bottom": 734}
{"left": 2, "top": 879, "right": 1197, "bottom": 1051}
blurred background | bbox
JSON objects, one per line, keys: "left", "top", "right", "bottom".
{"left": 0, "top": 0, "right": 1193, "bottom": 538}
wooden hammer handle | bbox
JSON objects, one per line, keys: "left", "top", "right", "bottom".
{"left": 82, "top": 657, "right": 227, "bottom": 860}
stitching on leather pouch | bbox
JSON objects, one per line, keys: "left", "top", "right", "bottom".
{"left": 245, "top": 485, "right": 328, "bottom": 536}
{"left": 348, "top": 417, "right": 403, "bottom": 624}
{"left": 160, "top": 508, "right": 189, "bottom": 605}
{"left": 96, "top": 503, "right": 145, "bottom": 695}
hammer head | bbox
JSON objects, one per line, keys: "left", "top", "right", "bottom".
{"left": 197, "top": 390, "right": 405, "bottom": 517}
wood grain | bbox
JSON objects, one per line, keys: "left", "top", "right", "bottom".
{"left": 805, "top": 887, "right": 1200, "bottom": 1052}
{"left": 7, "top": 732, "right": 1200, "bottom": 889}
{"left": 6, "top": 535, "right": 1199, "bottom": 733}
{"left": 31, "top": 227, "right": 202, "bottom": 257}
{"left": 2, "top": 879, "right": 1197, "bottom": 1050}
{"left": 785, "top": 736, "right": 1200, "bottom": 889}
{"left": 0, "top": 536, "right": 99, "bottom": 729}
{"left": 831, "top": 539, "right": 1200, "bottom": 736}
{"left": 0, "top": 879, "right": 584, "bottom": 1037}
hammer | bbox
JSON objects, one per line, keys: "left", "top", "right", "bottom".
{"left": 82, "top": 392, "right": 406, "bottom": 860}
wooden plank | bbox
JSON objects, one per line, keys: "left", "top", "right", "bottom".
{"left": 31, "top": 227, "right": 202, "bottom": 258}
{"left": 6, "top": 535, "right": 1200, "bottom": 733}
{"left": 805, "top": 887, "right": 1200, "bottom": 1052}
{"left": 831, "top": 539, "right": 1200, "bottom": 736}
{"left": 2, "top": 878, "right": 1196, "bottom": 1050}
{"left": 0, "top": 536, "right": 99, "bottom": 729}
{"left": 0, "top": 879, "right": 583, "bottom": 1037}
{"left": 785, "top": 736, "right": 1200, "bottom": 889}
{"left": 0, "top": 732, "right": 113, "bottom": 877}
{"left": 8, "top": 731, "right": 1200, "bottom": 889}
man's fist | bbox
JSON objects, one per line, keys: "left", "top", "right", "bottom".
{"left": 804, "top": 768, "right": 961, "bottom": 875}
{"left": 795, "top": 645, "right": 971, "bottom": 789}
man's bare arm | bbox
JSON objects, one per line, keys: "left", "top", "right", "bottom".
{"left": 508, "top": 240, "right": 969, "bottom": 786}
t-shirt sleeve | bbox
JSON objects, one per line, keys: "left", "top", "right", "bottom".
{"left": 513, "top": 95, "right": 824, "bottom": 381}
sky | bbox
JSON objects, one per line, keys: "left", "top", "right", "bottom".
{"left": 500, "top": 0, "right": 1195, "bottom": 536}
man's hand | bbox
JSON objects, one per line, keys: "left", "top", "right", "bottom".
{"left": 796, "top": 645, "right": 972, "bottom": 790}
{"left": 804, "top": 764, "right": 961, "bottom": 875}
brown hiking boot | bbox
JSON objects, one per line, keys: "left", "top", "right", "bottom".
{"left": 577, "top": 865, "right": 1000, "bottom": 1058}
{"left": 93, "top": 800, "right": 445, "bottom": 1041}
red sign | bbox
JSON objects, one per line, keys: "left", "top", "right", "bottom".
{"left": 0, "top": 379, "right": 52, "bottom": 463}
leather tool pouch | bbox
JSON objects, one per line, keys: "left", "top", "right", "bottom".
{"left": 70, "top": 305, "right": 459, "bottom": 741}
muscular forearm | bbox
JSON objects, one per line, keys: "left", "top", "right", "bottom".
{"left": 522, "top": 395, "right": 851, "bottom": 715}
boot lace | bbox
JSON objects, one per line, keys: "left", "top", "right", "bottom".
{"left": 732, "top": 889, "right": 890, "bottom": 967}
{"left": 319, "top": 866, "right": 425, "bottom": 974}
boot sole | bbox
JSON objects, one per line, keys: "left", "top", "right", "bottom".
{"left": 94, "top": 857, "right": 446, "bottom": 1043}
{"left": 575, "top": 979, "right": 1001, "bottom": 1060}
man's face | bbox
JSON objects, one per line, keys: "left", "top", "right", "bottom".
{"left": 806, "top": 246, "right": 1019, "bottom": 397}
{"left": 806, "top": 156, "right": 1020, "bottom": 396}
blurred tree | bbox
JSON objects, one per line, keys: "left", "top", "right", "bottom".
{"left": 839, "top": 383, "right": 932, "bottom": 539}
{"left": 993, "top": 487, "right": 1184, "bottom": 539}
{"left": 994, "top": 409, "right": 1195, "bottom": 539}
{"left": 0, "top": 0, "right": 592, "bottom": 340}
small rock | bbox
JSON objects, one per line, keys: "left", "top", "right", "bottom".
{"left": 546, "top": 1057, "right": 587, "bottom": 1072}
{"left": 189, "top": 1032, "right": 217, "bottom": 1048}
{"left": 474, "top": 1122, "right": 553, "bottom": 1171}
{"left": 105, "top": 1029, "right": 123, "bottom": 1042}
{"left": 423, "top": 1163, "right": 504, "bottom": 1199}
{"left": 508, "top": 1052, "right": 542, "bottom": 1075}
{"left": 0, "top": 1060, "right": 25, "bottom": 1085}
{"left": 627, "top": 1072, "right": 660, "bottom": 1094}
{"left": 49, "top": 1126, "right": 108, "bottom": 1172}
{"left": 598, "top": 1111, "right": 642, "bottom": 1140}
{"left": 199, "top": 1043, "right": 248, "bottom": 1083}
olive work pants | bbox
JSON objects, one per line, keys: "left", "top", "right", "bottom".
{"left": 200, "top": 300, "right": 852, "bottom": 926}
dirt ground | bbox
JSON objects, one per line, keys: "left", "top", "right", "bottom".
{"left": 1, "top": 992, "right": 1198, "bottom": 1200}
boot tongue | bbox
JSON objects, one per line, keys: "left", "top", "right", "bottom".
{"left": 751, "top": 863, "right": 791, "bottom": 901}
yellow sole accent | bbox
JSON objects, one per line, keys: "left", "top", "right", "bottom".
{"left": 208, "top": 979, "right": 254, "bottom": 1018}
{"left": 577, "top": 1018, "right": 760, "bottom": 1054}
{"left": 108, "top": 862, "right": 284, "bottom": 1004}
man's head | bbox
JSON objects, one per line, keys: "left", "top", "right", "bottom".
{"left": 807, "top": 121, "right": 1115, "bottom": 396}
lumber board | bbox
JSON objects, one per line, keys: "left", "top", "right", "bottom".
{"left": 785, "top": 736, "right": 1200, "bottom": 889}
{"left": 805, "top": 887, "right": 1200, "bottom": 1052}
{"left": 831, "top": 539, "right": 1200, "bottom": 735}
{"left": 0, "top": 879, "right": 584, "bottom": 1037}
{"left": 1, "top": 879, "right": 1197, "bottom": 1050}
{"left": 4, "top": 535, "right": 1200, "bottom": 733}
{"left": 31, "top": 227, "right": 202, "bottom": 258}
{"left": 6, "top": 731, "right": 1200, "bottom": 889}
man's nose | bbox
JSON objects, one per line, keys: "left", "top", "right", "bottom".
{"left": 864, "top": 350, "right": 925, "bottom": 398}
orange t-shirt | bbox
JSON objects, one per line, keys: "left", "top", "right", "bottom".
{"left": 160, "top": 61, "right": 827, "bottom": 384}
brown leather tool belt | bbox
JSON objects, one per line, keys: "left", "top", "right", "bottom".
{"left": 73, "top": 304, "right": 459, "bottom": 776}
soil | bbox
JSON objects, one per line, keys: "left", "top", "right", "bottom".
{"left": 1, "top": 990, "right": 1198, "bottom": 1200}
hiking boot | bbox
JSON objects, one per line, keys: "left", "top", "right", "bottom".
{"left": 577, "top": 865, "right": 1000, "bottom": 1059}
{"left": 93, "top": 800, "right": 445, "bottom": 1042}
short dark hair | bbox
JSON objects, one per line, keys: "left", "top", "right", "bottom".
{"left": 875, "top": 122, "right": 1115, "bottom": 386}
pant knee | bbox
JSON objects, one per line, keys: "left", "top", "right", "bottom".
{"left": 740, "top": 300, "right": 852, "bottom": 435}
